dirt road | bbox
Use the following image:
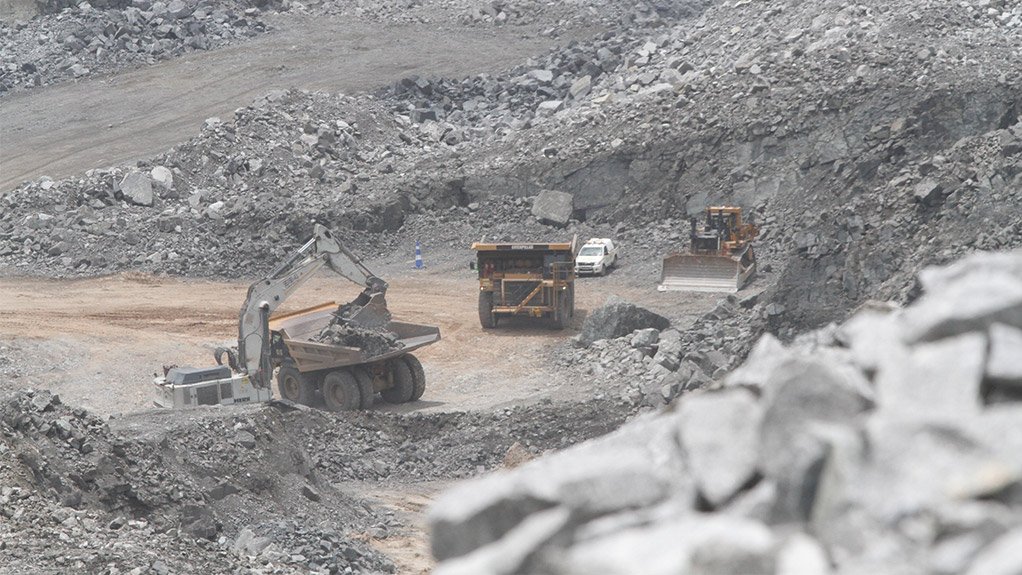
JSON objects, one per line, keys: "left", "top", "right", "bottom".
{"left": 0, "top": 15, "right": 565, "bottom": 192}
{"left": 0, "top": 262, "right": 718, "bottom": 415}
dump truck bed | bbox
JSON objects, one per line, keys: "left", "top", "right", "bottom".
{"left": 268, "top": 302, "right": 441, "bottom": 373}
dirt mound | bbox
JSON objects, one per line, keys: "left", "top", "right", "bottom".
{"left": 0, "top": 378, "right": 632, "bottom": 571}
{"left": 0, "top": 388, "right": 392, "bottom": 573}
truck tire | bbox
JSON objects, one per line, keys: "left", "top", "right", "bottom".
{"left": 277, "top": 364, "right": 317, "bottom": 406}
{"left": 381, "top": 359, "right": 415, "bottom": 403}
{"left": 402, "top": 354, "right": 426, "bottom": 401}
{"left": 322, "top": 370, "right": 362, "bottom": 411}
{"left": 353, "top": 367, "right": 375, "bottom": 409}
{"left": 478, "top": 291, "right": 497, "bottom": 329}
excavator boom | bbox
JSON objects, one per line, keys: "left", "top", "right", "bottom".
{"left": 237, "top": 224, "right": 390, "bottom": 388}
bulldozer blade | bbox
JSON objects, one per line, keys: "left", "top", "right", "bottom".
{"left": 658, "top": 254, "right": 754, "bottom": 293}
{"left": 342, "top": 292, "right": 392, "bottom": 328}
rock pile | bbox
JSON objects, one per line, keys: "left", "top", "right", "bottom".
{"left": 560, "top": 294, "right": 764, "bottom": 408}
{"left": 574, "top": 296, "right": 669, "bottom": 346}
{"left": 0, "top": 0, "right": 701, "bottom": 95}
{"left": 313, "top": 316, "right": 402, "bottom": 358}
{"left": 0, "top": 0, "right": 270, "bottom": 93}
{"left": 314, "top": 0, "right": 691, "bottom": 30}
{"left": 0, "top": 375, "right": 633, "bottom": 571}
{"left": 0, "top": 388, "right": 393, "bottom": 573}
{"left": 295, "top": 398, "right": 631, "bottom": 482}
{"left": 0, "top": 90, "right": 421, "bottom": 277}
{"left": 428, "top": 249, "right": 1022, "bottom": 575}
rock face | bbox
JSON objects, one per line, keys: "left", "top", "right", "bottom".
{"left": 530, "top": 189, "right": 573, "bottom": 226}
{"left": 576, "top": 297, "right": 670, "bottom": 346}
{"left": 429, "top": 250, "right": 1022, "bottom": 575}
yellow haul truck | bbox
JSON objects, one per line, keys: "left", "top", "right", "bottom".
{"left": 472, "top": 238, "right": 578, "bottom": 329}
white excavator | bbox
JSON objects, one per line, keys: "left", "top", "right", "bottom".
{"left": 153, "top": 224, "right": 440, "bottom": 411}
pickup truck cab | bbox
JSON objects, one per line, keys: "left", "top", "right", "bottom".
{"left": 574, "top": 238, "right": 618, "bottom": 276}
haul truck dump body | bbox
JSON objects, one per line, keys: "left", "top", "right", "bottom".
{"left": 472, "top": 238, "right": 578, "bottom": 329}
{"left": 268, "top": 302, "right": 441, "bottom": 372}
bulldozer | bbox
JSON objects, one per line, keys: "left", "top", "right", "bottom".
{"left": 658, "top": 206, "right": 759, "bottom": 293}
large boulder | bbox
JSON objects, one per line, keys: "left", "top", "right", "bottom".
{"left": 677, "top": 389, "right": 762, "bottom": 507}
{"left": 901, "top": 250, "right": 1022, "bottom": 342}
{"left": 150, "top": 165, "right": 174, "bottom": 190}
{"left": 531, "top": 190, "right": 573, "bottom": 226}
{"left": 119, "top": 171, "right": 153, "bottom": 206}
{"left": 429, "top": 414, "right": 684, "bottom": 563}
{"left": 986, "top": 323, "right": 1022, "bottom": 387}
{"left": 577, "top": 296, "right": 670, "bottom": 346}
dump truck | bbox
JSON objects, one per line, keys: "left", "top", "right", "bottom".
{"left": 658, "top": 206, "right": 759, "bottom": 293}
{"left": 154, "top": 224, "right": 440, "bottom": 411}
{"left": 472, "top": 237, "right": 578, "bottom": 329}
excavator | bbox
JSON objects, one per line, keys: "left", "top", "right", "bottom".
{"left": 658, "top": 206, "right": 759, "bottom": 293}
{"left": 153, "top": 224, "right": 440, "bottom": 411}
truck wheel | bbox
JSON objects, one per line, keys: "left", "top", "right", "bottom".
{"left": 402, "top": 354, "right": 426, "bottom": 401}
{"left": 277, "top": 363, "right": 316, "bottom": 404}
{"left": 381, "top": 359, "right": 414, "bottom": 403}
{"left": 353, "top": 367, "right": 375, "bottom": 409}
{"left": 478, "top": 291, "right": 497, "bottom": 329}
{"left": 277, "top": 364, "right": 317, "bottom": 406}
{"left": 322, "top": 370, "right": 362, "bottom": 411}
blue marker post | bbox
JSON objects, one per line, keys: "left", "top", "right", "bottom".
{"left": 414, "top": 240, "right": 424, "bottom": 269}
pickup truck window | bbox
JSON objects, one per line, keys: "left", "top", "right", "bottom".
{"left": 579, "top": 246, "right": 604, "bottom": 256}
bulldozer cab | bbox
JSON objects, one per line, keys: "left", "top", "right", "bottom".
{"left": 691, "top": 207, "right": 745, "bottom": 253}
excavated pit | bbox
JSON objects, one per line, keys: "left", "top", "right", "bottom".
{"left": 3, "top": 0, "right": 1022, "bottom": 571}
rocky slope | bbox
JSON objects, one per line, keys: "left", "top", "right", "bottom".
{"left": 429, "top": 249, "right": 1022, "bottom": 575}
{"left": 0, "top": 0, "right": 687, "bottom": 95}
{"left": 0, "top": 377, "right": 629, "bottom": 573}
{"left": 3, "top": 0, "right": 1020, "bottom": 335}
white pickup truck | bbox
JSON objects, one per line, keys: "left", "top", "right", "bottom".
{"left": 574, "top": 238, "right": 618, "bottom": 276}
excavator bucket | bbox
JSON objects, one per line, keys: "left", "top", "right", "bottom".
{"left": 339, "top": 292, "right": 392, "bottom": 329}
{"left": 658, "top": 250, "right": 756, "bottom": 293}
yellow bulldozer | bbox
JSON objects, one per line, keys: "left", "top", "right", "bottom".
{"left": 658, "top": 206, "right": 759, "bottom": 293}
